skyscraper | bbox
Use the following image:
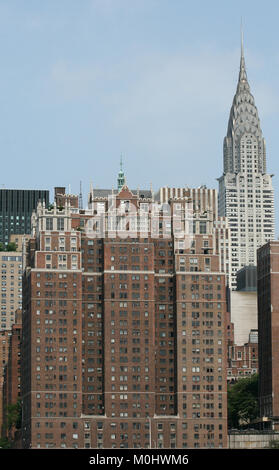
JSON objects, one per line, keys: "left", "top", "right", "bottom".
{"left": 218, "top": 37, "right": 275, "bottom": 290}
{"left": 0, "top": 189, "right": 49, "bottom": 247}
{"left": 21, "top": 185, "right": 228, "bottom": 449}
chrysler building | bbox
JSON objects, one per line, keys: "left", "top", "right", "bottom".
{"left": 218, "top": 37, "right": 275, "bottom": 289}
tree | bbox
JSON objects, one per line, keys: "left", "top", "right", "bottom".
{"left": 269, "top": 440, "right": 279, "bottom": 449}
{"left": 228, "top": 374, "right": 259, "bottom": 428}
{"left": 0, "top": 242, "right": 4, "bottom": 251}
{"left": 6, "top": 242, "right": 17, "bottom": 252}
{"left": 5, "top": 400, "right": 22, "bottom": 432}
{"left": 0, "top": 437, "right": 11, "bottom": 448}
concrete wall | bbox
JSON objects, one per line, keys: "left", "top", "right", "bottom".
{"left": 231, "top": 291, "right": 258, "bottom": 345}
{"left": 228, "top": 432, "right": 279, "bottom": 449}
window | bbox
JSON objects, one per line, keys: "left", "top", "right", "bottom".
{"left": 71, "top": 255, "right": 78, "bottom": 270}
{"left": 46, "top": 218, "right": 53, "bottom": 230}
{"left": 57, "top": 218, "right": 65, "bottom": 231}
{"left": 200, "top": 221, "right": 207, "bottom": 234}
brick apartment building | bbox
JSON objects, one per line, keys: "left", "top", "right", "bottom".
{"left": 21, "top": 184, "right": 229, "bottom": 448}
{"left": 0, "top": 317, "right": 22, "bottom": 441}
{"left": 3, "top": 320, "right": 22, "bottom": 410}
{"left": 0, "top": 250, "right": 23, "bottom": 331}
{"left": 0, "top": 236, "right": 27, "bottom": 439}
{"left": 227, "top": 329, "right": 258, "bottom": 383}
{"left": 257, "top": 241, "right": 279, "bottom": 431}
{"left": 0, "top": 329, "right": 11, "bottom": 434}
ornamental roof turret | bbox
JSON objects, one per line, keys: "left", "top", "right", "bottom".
{"left": 117, "top": 155, "right": 126, "bottom": 192}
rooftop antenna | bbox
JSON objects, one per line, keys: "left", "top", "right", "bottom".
{"left": 89, "top": 181, "right": 94, "bottom": 213}
{"left": 241, "top": 17, "right": 244, "bottom": 58}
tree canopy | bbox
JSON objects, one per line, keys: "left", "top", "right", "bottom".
{"left": 0, "top": 241, "right": 17, "bottom": 252}
{"left": 5, "top": 400, "right": 22, "bottom": 432}
{"left": 228, "top": 374, "right": 259, "bottom": 428}
{"left": 6, "top": 242, "right": 17, "bottom": 252}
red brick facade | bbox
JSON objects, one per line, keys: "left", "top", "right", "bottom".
{"left": 21, "top": 188, "right": 228, "bottom": 448}
{"left": 258, "top": 241, "right": 279, "bottom": 430}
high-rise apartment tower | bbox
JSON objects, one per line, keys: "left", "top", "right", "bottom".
{"left": 21, "top": 186, "right": 228, "bottom": 449}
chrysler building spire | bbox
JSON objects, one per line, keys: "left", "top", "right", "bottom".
{"left": 224, "top": 35, "right": 265, "bottom": 175}
{"left": 218, "top": 35, "right": 275, "bottom": 290}
{"left": 238, "top": 26, "right": 249, "bottom": 89}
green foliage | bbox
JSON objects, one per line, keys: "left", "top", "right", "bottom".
{"left": 0, "top": 401, "right": 22, "bottom": 448}
{"left": 6, "top": 242, "right": 17, "bottom": 252}
{"left": 269, "top": 439, "right": 279, "bottom": 449}
{"left": 228, "top": 374, "right": 259, "bottom": 428}
{"left": 0, "top": 437, "right": 11, "bottom": 448}
{"left": 0, "top": 241, "right": 18, "bottom": 252}
{"left": 6, "top": 400, "right": 22, "bottom": 431}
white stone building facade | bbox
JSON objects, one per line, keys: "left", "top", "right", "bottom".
{"left": 218, "top": 41, "right": 275, "bottom": 289}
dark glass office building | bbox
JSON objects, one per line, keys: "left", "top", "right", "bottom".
{"left": 0, "top": 189, "right": 49, "bottom": 246}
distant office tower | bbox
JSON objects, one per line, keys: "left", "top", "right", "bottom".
{"left": 157, "top": 186, "right": 219, "bottom": 220}
{"left": 0, "top": 189, "right": 49, "bottom": 247}
{"left": 21, "top": 185, "right": 228, "bottom": 449}
{"left": 257, "top": 241, "right": 279, "bottom": 431}
{"left": 218, "top": 39, "right": 275, "bottom": 290}
{"left": 156, "top": 186, "right": 231, "bottom": 289}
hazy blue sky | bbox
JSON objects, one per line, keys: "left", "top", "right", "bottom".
{"left": 1, "top": 0, "right": 279, "bottom": 232}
